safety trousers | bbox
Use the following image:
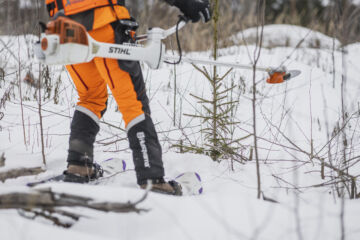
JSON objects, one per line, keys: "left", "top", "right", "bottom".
{"left": 66, "top": 22, "right": 164, "bottom": 184}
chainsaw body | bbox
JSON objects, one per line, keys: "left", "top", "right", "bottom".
{"left": 35, "top": 17, "right": 165, "bottom": 69}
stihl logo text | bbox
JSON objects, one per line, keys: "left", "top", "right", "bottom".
{"left": 109, "top": 47, "right": 131, "bottom": 55}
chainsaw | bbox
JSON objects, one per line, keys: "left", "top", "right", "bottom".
{"left": 34, "top": 16, "right": 301, "bottom": 84}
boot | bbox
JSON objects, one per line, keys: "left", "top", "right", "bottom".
{"left": 63, "top": 162, "right": 104, "bottom": 183}
{"left": 140, "top": 178, "right": 182, "bottom": 196}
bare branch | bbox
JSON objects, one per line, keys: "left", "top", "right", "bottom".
{"left": 0, "top": 167, "right": 45, "bottom": 182}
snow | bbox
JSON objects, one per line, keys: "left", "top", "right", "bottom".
{"left": 232, "top": 24, "right": 341, "bottom": 50}
{"left": 1, "top": 24, "right": 360, "bottom": 239}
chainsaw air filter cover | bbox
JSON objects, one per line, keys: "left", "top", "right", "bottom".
{"left": 45, "top": 17, "right": 89, "bottom": 46}
{"left": 39, "top": 17, "right": 92, "bottom": 65}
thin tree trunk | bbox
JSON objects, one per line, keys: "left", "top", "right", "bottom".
{"left": 340, "top": 195, "right": 345, "bottom": 240}
{"left": 252, "top": 65, "right": 261, "bottom": 199}
{"left": 173, "top": 64, "right": 177, "bottom": 126}
{"left": 18, "top": 37, "right": 27, "bottom": 147}
{"left": 38, "top": 65, "right": 46, "bottom": 165}
{"left": 37, "top": 4, "right": 46, "bottom": 165}
{"left": 252, "top": 0, "right": 266, "bottom": 199}
{"left": 211, "top": 0, "right": 219, "bottom": 161}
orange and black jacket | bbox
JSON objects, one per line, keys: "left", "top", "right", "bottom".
{"left": 45, "top": 0, "right": 130, "bottom": 30}
{"left": 45, "top": 0, "right": 178, "bottom": 31}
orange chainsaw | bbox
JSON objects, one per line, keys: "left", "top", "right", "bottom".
{"left": 34, "top": 17, "right": 301, "bottom": 84}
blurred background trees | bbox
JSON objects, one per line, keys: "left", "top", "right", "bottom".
{"left": 0, "top": 0, "right": 359, "bottom": 49}
{"left": 0, "top": 0, "right": 47, "bottom": 35}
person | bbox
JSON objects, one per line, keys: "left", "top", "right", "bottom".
{"left": 44, "top": 0, "right": 212, "bottom": 195}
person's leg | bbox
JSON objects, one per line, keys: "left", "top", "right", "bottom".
{"left": 99, "top": 59, "right": 165, "bottom": 185}
{"left": 65, "top": 61, "right": 108, "bottom": 181}
{"left": 66, "top": 22, "right": 181, "bottom": 194}
{"left": 90, "top": 23, "right": 165, "bottom": 185}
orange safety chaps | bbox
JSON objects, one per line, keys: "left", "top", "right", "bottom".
{"left": 66, "top": 23, "right": 147, "bottom": 128}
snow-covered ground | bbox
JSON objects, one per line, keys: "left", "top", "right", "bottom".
{"left": 231, "top": 24, "right": 341, "bottom": 49}
{"left": 1, "top": 24, "right": 360, "bottom": 239}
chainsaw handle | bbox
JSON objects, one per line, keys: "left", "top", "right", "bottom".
{"left": 162, "top": 18, "right": 187, "bottom": 39}
{"left": 136, "top": 16, "right": 188, "bottom": 42}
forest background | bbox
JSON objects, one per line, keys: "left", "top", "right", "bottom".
{"left": 1, "top": 0, "right": 360, "bottom": 50}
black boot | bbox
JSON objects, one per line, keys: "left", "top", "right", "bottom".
{"left": 64, "top": 162, "right": 104, "bottom": 183}
{"left": 140, "top": 177, "right": 182, "bottom": 196}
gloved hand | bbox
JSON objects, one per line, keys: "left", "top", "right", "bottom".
{"left": 166, "top": 0, "right": 212, "bottom": 23}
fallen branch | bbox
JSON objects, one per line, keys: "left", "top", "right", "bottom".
{"left": 18, "top": 208, "right": 82, "bottom": 228}
{"left": 0, "top": 187, "right": 147, "bottom": 213}
{"left": 0, "top": 187, "right": 148, "bottom": 227}
{"left": 0, "top": 167, "right": 44, "bottom": 182}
